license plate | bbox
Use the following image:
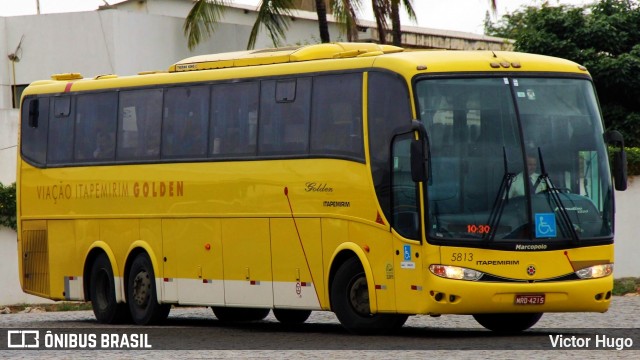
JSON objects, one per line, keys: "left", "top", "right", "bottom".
{"left": 514, "top": 294, "right": 546, "bottom": 305}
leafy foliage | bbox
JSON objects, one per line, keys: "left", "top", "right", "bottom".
{"left": 625, "top": 147, "right": 640, "bottom": 176}
{"left": 183, "top": 0, "right": 230, "bottom": 51}
{"left": 609, "top": 147, "right": 640, "bottom": 176}
{"left": 248, "top": 0, "right": 296, "bottom": 49}
{"left": 613, "top": 277, "right": 640, "bottom": 296}
{"left": 0, "top": 182, "right": 16, "bottom": 231}
{"left": 485, "top": 0, "right": 640, "bottom": 147}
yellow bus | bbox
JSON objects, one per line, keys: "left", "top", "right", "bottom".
{"left": 17, "top": 42, "right": 627, "bottom": 333}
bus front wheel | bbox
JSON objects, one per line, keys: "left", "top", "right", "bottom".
{"left": 127, "top": 253, "right": 170, "bottom": 325}
{"left": 331, "top": 257, "right": 408, "bottom": 334}
{"left": 473, "top": 313, "right": 543, "bottom": 332}
{"left": 89, "top": 253, "right": 131, "bottom": 324}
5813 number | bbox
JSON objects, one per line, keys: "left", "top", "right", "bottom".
{"left": 451, "top": 252, "right": 473, "bottom": 262}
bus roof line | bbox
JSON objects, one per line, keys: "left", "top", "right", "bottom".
{"left": 167, "top": 42, "right": 404, "bottom": 73}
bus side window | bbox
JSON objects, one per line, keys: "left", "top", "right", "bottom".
{"left": 310, "top": 73, "right": 363, "bottom": 160}
{"left": 162, "top": 85, "right": 209, "bottom": 159}
{"left": 210, "top": 81, "right": 259, "bottom": 157}
{"left": 74, "top": 92, "right": 117, "bottom": 162}
{"left": 117, "top": 89, "right": 162, "bottom": 161}
{"left": 21, "top": 96, "right": 49, "bottom": 166}
{"left": 259, "top": 78, "right": 311, "bottom": 156}
{"left": 47, "top": 96, "right": 74, "bottom": 164}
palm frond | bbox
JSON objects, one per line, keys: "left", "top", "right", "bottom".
{"left": 183, "top": 0, "right": 229, "bottom": 51}
{"left": 488, "top": 0, "right": 497, "bottom": 16}
{"left": 248, "top": 0, "right": 295, "bottom": 49}
{"left": 372, "top": 0, "right": 391, "bottom": 43}
{"left": 400, "top": 0, "right": 417, "bottom": 23}
{"left": 331, "top": 0, "right": 363, "bottom": 41}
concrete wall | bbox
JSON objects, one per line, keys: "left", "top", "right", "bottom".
{"left": 0, "top": 4, "right": 363, "bottom": 93}
{"left": 613, "top": 178, "right": 639, "bottom": 278}
{"left": 0, "top": 110, "right": 17, "bottom": 184}
{"left": 0, "top": 109, "right": 52, "bottom": 305}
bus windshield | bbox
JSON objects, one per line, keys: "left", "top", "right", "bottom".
{"left": 416, "top": 76, "right": 614, "bottom": 244}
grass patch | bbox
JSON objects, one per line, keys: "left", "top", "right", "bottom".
{"left": 4, "top": 302, "right": 92, "bottom": 313}
{"left": 613, "top": 277, "right": 640, "bottom": 296}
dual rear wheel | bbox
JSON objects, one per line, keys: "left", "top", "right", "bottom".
{"left": 90, "top": 252, "right": 312, "bottom": 326}
{"left": 89, "top": 252, "right": 169, "bottom": 325}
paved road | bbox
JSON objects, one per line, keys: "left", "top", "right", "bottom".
{"left": 1, "top": 296, "right": 639, "bottom": 358}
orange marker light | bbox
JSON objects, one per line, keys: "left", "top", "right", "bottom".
{"left": 363, "top": 245, "right": 370, "bottom": 253}
{"left": 205, "top": 243, "right": 211, "bottom": 250}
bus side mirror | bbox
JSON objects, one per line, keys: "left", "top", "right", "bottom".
{"left": 28, "top": 99, "right": 39, "bottom": 128}
{"left": 410, "top": 120, "right": 429, "bottom": 183}
{"left": 605, "top": 130, "right": 627, "bottom": 191}
{"left": 411, "top": 139, "right": 428, "bottom": 182}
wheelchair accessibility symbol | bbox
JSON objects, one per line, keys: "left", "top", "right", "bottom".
{"left": 403, "top": 244, "right": 411, "bottom": 261}
{"left": 535, "top": 213, "right": 557, "bottom": 238}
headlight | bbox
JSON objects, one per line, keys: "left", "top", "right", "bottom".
{"left": 575, "top": 264, "right": 613, "bottom": 279}
{"left": 429, "top": 264, "right": 484, "bottom": 281}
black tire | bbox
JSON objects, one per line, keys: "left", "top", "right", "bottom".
{"left": 211, "top": 307, "right": 270, "bottom": 322}
{"left": 127, "top": 253, "right": 170, "bottom": 325}
{"left": 89, "top": 253, "right": 131, "bottom": 324}
{"left": 473, "top": 313, "right": 543, "bottom": 332}
{"left": 331, "top": 257, "right": 409, "bottom": 334}
{"left": 273, "top": 309, "right": 312, "bottom": 324}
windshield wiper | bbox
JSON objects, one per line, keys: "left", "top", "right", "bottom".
{"left": 483, "top": 147, "right": 515, "bottom": 242}
{"left": 536, "top": 148, "right": 580, "bottom": 243}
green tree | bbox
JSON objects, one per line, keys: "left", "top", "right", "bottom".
{"left": 485, "top": 0, "right": 640, "bottom": 146}
{"left": 184, "top": 0, "right": 296, "bottom": 50}
{"left": 332, "top": 0, "right": 362, "bottom": 42}
{"left": 378, "top": 0, "right": 494, "bottom": 46}
{"left": 183, "top": 1, "right": 420, "bottom": 50}
{"left": 184, "top": 0, "right": 337, "bottom": 50}
{"left": 247, "top": 0, "right": 297, "bottom": 49}
{"left": 389, "top": 0, "right": 417, "bottom": 46}
{"left": 0, "top": 182, "right": 16, "bottom": 231}
{"left": 370, "top": 0, "right": 417, "bottom": 45}
{"left": 184, "top": 0, "right": 229, "bottom": 51}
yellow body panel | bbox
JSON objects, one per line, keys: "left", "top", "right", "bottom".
{"left": 162, "top": 219, "right": 223, "bottom": 282}
{"left": 270, "top": 218, "right": 324, "bottom": 308}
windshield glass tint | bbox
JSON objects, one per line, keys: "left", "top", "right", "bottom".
{"left": 416, "top": 77, "right": 613, "bottom": 242}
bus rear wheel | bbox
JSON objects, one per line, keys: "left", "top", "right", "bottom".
{"left": 473, "top": 313, "right": 543, "bottom": 332}
{"left": 127, "top": 253, "right": 170, "bottom": 325}
{"left": 211, "top": 307, "right": 270, "bottom": 322}
{"left": 273, "top": 309, "right": 312, "bottom": 324}
{"left": 89, "top": 253, "right": 131, "bottom": 324}
{"left": 331, "top": 257, "right": 408, "bottom": 334}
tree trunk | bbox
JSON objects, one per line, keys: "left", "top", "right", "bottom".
{"left": 315, "top": 0, "right": 331, "bottom": 43}
{"left": 391, "top": 1, "right": 402, "bottom": 46}
{"left": 372, "top": 0, "right": 387, "bottom": 44}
